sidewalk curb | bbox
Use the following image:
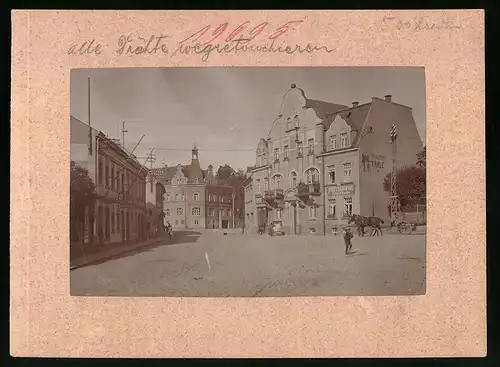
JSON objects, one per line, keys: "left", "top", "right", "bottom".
{"left": 70, "top": 237, "right": 167, "bottom": 271}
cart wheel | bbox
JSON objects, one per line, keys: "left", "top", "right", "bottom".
{"left": 398, "top": 221, "right": 412, "bottom": 235}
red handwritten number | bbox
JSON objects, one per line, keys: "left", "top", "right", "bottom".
{"left": 198, "top": 23, "right": 229, "bottom": 46}
{"left": 179, "top": 25, "right": 210, "bottom": 44}
{"left": 268, "top": 20, "right": 304, "bottom": 40}
{"left": 241, "top": 22, "right": 268, "bottom": 43}
{"left": 225, "top": 21, "right": 250, "bottom": 42}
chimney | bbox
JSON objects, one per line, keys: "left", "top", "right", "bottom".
{"left": 352, "top": 101, "right": 359, "bottom": 107}
{"left": 385, "top": 95, "right": 392, "bottom": 102}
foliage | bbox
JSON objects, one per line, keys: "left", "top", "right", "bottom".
{"left": 383, "top": 165, "right": 426, "bottom": 208}
{"left": 70, "top": 161, "right": 96, "bottom": 240}
{"left": 216, "top": 164, "right": 236, "bottom": 180}
{"left": 416, "top": 146, "right": 426, "bottom": 168}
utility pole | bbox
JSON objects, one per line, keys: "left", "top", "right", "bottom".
{"left": 389, "top": 124, "right": 398, "bottom": 224}
{"left": 232, "top": 190, "right": 235, "bottom": 228}
{"left": 121, "top": 121, "right": 128, "bottom": 150}
{"left": 88, "top": 77, "right": 92, "bottom": 155}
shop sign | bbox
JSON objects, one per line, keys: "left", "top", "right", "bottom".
{"left": 362, "top": 152, "right": 386, "bottom": 172}
{"left": 327, "top": 183, "right": 355, "bottom": 196}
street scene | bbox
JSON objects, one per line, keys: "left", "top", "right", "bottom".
{"left": 70, "top": 67, "right": 426, "bottom": 296}
{"left": 71, "top": 228, "right": 426, "bottom": 297}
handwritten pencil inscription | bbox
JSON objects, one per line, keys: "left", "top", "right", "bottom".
{"left": 382, "top": 16, "right": 462, "bottom": 31}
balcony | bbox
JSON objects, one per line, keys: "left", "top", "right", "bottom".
{"left": 264, "top": 188, "right": 284, "bottom": 201}
{"left": 297, "top": 182, "right": 321, "bottom": 197}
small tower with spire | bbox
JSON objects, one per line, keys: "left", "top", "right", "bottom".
{"left": 192, "top": 141, "right": 198, "bottom": 161}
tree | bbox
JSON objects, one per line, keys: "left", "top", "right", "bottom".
{"left": 383, "top": 165, "right": 426, "bottom": 209}
{"left": 70, "top": 160, "right": 96, "bottom": 243}
{"left": 417, "top": 146, "right": 426, "bottom": 168}
{"left": 216, "top": 165, "right": 247, "bottom": 227}
{"left": 216, "top": 164, "right": 236, "bottom": 181}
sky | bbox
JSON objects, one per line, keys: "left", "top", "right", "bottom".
{"left": 71, "top": 67, "right": 426, "bottom": 171}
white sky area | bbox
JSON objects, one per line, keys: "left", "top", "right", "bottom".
{"left": 71, "top": 67, "right": 426, "bottom": 171}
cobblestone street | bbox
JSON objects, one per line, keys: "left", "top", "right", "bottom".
{"left": 70, "top": 229, "right": 426, "bottom": 297}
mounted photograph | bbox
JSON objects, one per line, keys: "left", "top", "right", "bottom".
{"left": 70, "top": 67, "right": 426, "bottom": 297}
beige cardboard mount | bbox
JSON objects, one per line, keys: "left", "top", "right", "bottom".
{"left": 10, "top": 10, "right": 485, "bottom": 358}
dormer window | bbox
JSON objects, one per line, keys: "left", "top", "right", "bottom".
{"left": 294, "top": 115, "right": 299, "bottom": 127}
{"left": 287, "top": 118, "right": 291, "bottom": 131}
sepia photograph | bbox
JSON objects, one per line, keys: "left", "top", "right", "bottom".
{"left": 70, "top": 67, "right": 426, "bottom": 297}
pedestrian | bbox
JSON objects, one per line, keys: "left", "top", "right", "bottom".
{"left": 343, "top": 227, "right": 353, "bottom": 255}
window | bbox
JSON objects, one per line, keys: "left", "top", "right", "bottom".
{"left": 297, "top": 142, "right": 303, "bottom": 157}
{"left": 291, "top": 172, "right": 297, "bottom": 187}
{"left": 165, "top": 209, "right": 170, "bottom": 216}
{"left": 180, "top": 193, "right": 185, "bottom": 201}
{"left": 209, "top": 208, "right": 215, "bottom": 216}
{"left": 272, "top": 175, "right": 282, "bottom": 189}
{"left": 193, "top": 192, "right": 199, "bottom": 201}
{"left": 221, "top": 196, "right": 224, "bottom": 203}
{"left": 256, "top": 179, "right": 261, "bottom": 193}
{"left": 340, "top": 133, "right": 350, "bottom": 148}
{"left": 175, "top": 220, "right": 178, "bottom": 225}
{"left": 105, "top": 164, "right": 109, "bottom": 187}
{"left": 344, "top": 197, "right": 353, "bottom": 216}
{"left": 194, "top": 220, "right": 199, "bottom": 225}
{"left": 194, "top": 178, "right": 199, "bottom": 184}
{"left": 309, "top": 206, "right": 317, "bottom": 218}
{"left": 306, "top": 168, "right": 319, "bottom": 184}
{"left": 328, "top": 165, "right": 336, "bottom": 184}
{"left": 308, "top": 139, "right": 314, "bottom": 154}
{"left": 98, "top": 160, "right": 103, "bottom": 185}
{"left": 181, "top": 220, "right": 184, "bottom": 225}
{"left": 283, "top": 145, "right": 289, "bottom": 159}
{"left": 343, "top": 163, "right": 352, "bottom": 182}
{"left": 328, "top": 199, "right": 336, "bottom": 217}
{"left": 177, "top": 207, "right": 183, "bottom": 216}
{"left": 117, "top": 212, "right": 120, "bottom": 231}
{"left": 227, "top": 209, "right": 231, "bottom": 217}
{"left": 165, "top": 193, "right": 170, "bottom": 201}
{"left": 276, "top": 209, "right": 282, "bottom": 220}
{"left": 220, "top": 208, "right": 224, "bottom": 217}
{"left": 264, "top": 177, "right": 268, "bottom": 190}
{"left": 121, "top": 172, "right": 124, "bottom": 192}
{"left": 274, "top": 148, "right": 279, "bottom": 161}
{"left": 192, "top": 207, "right": 201, "bottom": 216}
{"left": 111, "top": 209, "right": 115, "bottom": 233}
{"left": 330, "top": 135, "right": 337, "bottom": 150}
{"left": 287, "top": 118, "right": 291, "bottom": 130}
{"left": 111, "top": 167, "right": 115, "bottom": 190}
{"left": 175, "top": 193, "right": 179, "bottom": 201}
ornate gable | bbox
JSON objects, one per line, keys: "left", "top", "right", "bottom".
{"left": 173, "top": 164, "right": 188, "bottom": 185}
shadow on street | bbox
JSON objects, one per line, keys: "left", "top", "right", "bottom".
{"left": 82, "top": 230, "right": 202, "bottom": 267}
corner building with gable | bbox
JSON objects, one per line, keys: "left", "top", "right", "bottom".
{"left": 242, "top": 84, "right": 423, "bottom": 235}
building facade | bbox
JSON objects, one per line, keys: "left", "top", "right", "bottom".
{"left": 70, "top": 116, "right": 148, "bottom": 246}
{"left": 151, "top": 145, "right": 235, "bottom": 230}
{"left": 243, "top": 85, "right": 423, "bottom": 235}
{"left": 146, "top": 175, "right": 166, "bottom": 239}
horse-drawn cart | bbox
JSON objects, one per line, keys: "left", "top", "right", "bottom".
{"left": 391, "top": 212, "right": 417, "bottom": 235}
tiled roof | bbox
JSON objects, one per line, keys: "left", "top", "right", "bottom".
{"left": 304, "top": 98, "right": 349, "bottom": 120}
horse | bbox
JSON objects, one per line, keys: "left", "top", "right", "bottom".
{"left": 348, "top": 214, "right": 385, "bottom": 236}
{"left": 364, "top": 216, "right": 384, "bottom": 236}
{"left": 348, "top": 214, "right": 367, "bottom": 236}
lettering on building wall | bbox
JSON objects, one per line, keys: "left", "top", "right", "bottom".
{"left": 362, "top": 153, "right": 385, "bottom": 172}
{"left": 327, "top": 183, "right": 355, "bottom": 196}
